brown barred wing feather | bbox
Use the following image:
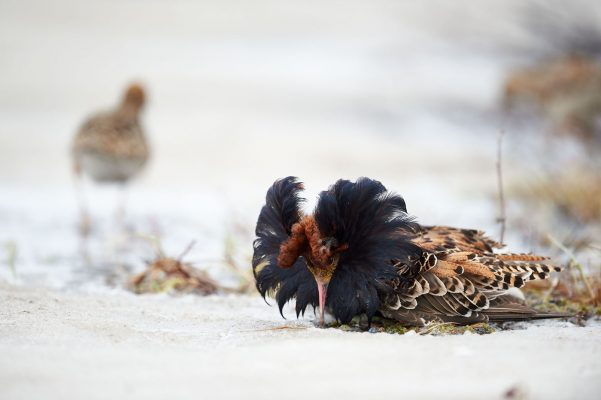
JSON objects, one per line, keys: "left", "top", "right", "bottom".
{"left": 380, "top": 225, "right": 563, "bottom": 324}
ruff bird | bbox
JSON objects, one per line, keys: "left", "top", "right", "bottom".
{"left": 253, "top": 177, "right": 563, "bottom": 327}
{"left": 72, "top": 83, "right": 150, "bottom": 234}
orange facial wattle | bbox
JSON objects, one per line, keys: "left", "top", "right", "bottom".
{"left": 277, "top": 216, "right": 343, "bottom": 269}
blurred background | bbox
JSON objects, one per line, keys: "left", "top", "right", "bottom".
{"left": 0, "top": 0, "right": 600, "bottom": 299}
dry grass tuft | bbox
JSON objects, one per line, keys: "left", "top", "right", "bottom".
{"left": 129, "top": 239, "right": 220, "bottom": 295}
{"left": 222, "top": 233, "right": 255, "bottom": 294}
{"left": 522, "top": 235, "right": 601, "bottom": 321}
{"left": 129, "top": 255, "right": 220, "bottom": 295}
{"left": 4, "top": 240, "right": 18, "bottom": 278}
{"left": 512, "top": 167, "right": 601, "bottom": 226}
{"left": 510, "top": 165, "right": 601, "bottom": 230}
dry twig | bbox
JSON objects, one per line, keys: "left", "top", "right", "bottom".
{"left": 496, "top": 130, "right": 507, "bottom": 244}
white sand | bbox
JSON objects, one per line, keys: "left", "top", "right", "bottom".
{"left": 1, "top": 284, "right": 600, "bottom": 400}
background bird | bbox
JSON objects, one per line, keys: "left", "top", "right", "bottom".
{"left": 253, "top": 177, "right": 563, "bottom": 327}
{"left": 72, "top": 83, "right": 150, "bottom": 234}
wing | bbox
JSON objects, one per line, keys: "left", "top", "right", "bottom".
{"left": 252, "top": 177, "right": 318, "bottom": 317}
{"left": 381, "top": 226, "right": 562, "bottom": 325}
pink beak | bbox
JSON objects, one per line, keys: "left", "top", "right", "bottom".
{"left": 316, "top": 280, "right": 329, "bottom": 327}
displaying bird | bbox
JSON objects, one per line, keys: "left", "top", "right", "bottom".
{"left": 72, "top": 83, "right": 150, "bottom": 234}
{"left": 253, "top": 177, "right": 563, "bottom": 327}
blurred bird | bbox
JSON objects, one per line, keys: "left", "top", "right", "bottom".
{"left": 72, "top": 83, "right": 150, "bottom": 234}
{"left": 253, "top": 177, "right": 563, "bottom": 327}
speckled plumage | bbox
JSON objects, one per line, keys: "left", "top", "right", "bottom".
{"left": 72, "top": 84, "right": 149, "bottom": 183}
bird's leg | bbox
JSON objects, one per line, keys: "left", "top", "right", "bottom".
{"left": 115, "top": 183, "right": 128, "bottom": 232}
{"left": 74, "top": 172, "right": 91, "bottom": 238}
{"left": 73, "top": 171, "right": 92, "bottom": 263}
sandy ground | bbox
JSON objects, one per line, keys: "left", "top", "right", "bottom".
{"left": 3, "top": 181, "right": 599, "bottom": 400}
{"left": 1, "top": 284, "right": 600, "bottom": 400}
{"left": 2, "top": 1, "right": 601, "bottom": 399}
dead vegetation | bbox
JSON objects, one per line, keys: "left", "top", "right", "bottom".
{"left": 511, "top": 167, "right": 601, "bottom": 226}
{"left": 504, "top": 54, "right": 601, "bottom": 146}
{"left": 128, "top": 229, "right": 255, "bottom": 296}
{"left": 508, "top": 168, "right": 601, "bottom": 311}
{"left": 500, "top": 20, "right": 601, "bottom": 318}
{"left": 3, "top": 240, "right": 17, "bottom": 278}
{"left": 222, "top": 232, "right": 255, "bottom": 295}
{"left": 332, "top": 317, "right": 497, "bottom": 336}
{"left": 129, "top": 255, "right": 221, "bottom": 295}
{"left": 520, "top": 235, "right": 601, "bottom": 322}
{"left": 504, "top": 166, "right": 601, "bottom": 322}
{"left": 128, "top": 240, "right": 221, "bottom": 295}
